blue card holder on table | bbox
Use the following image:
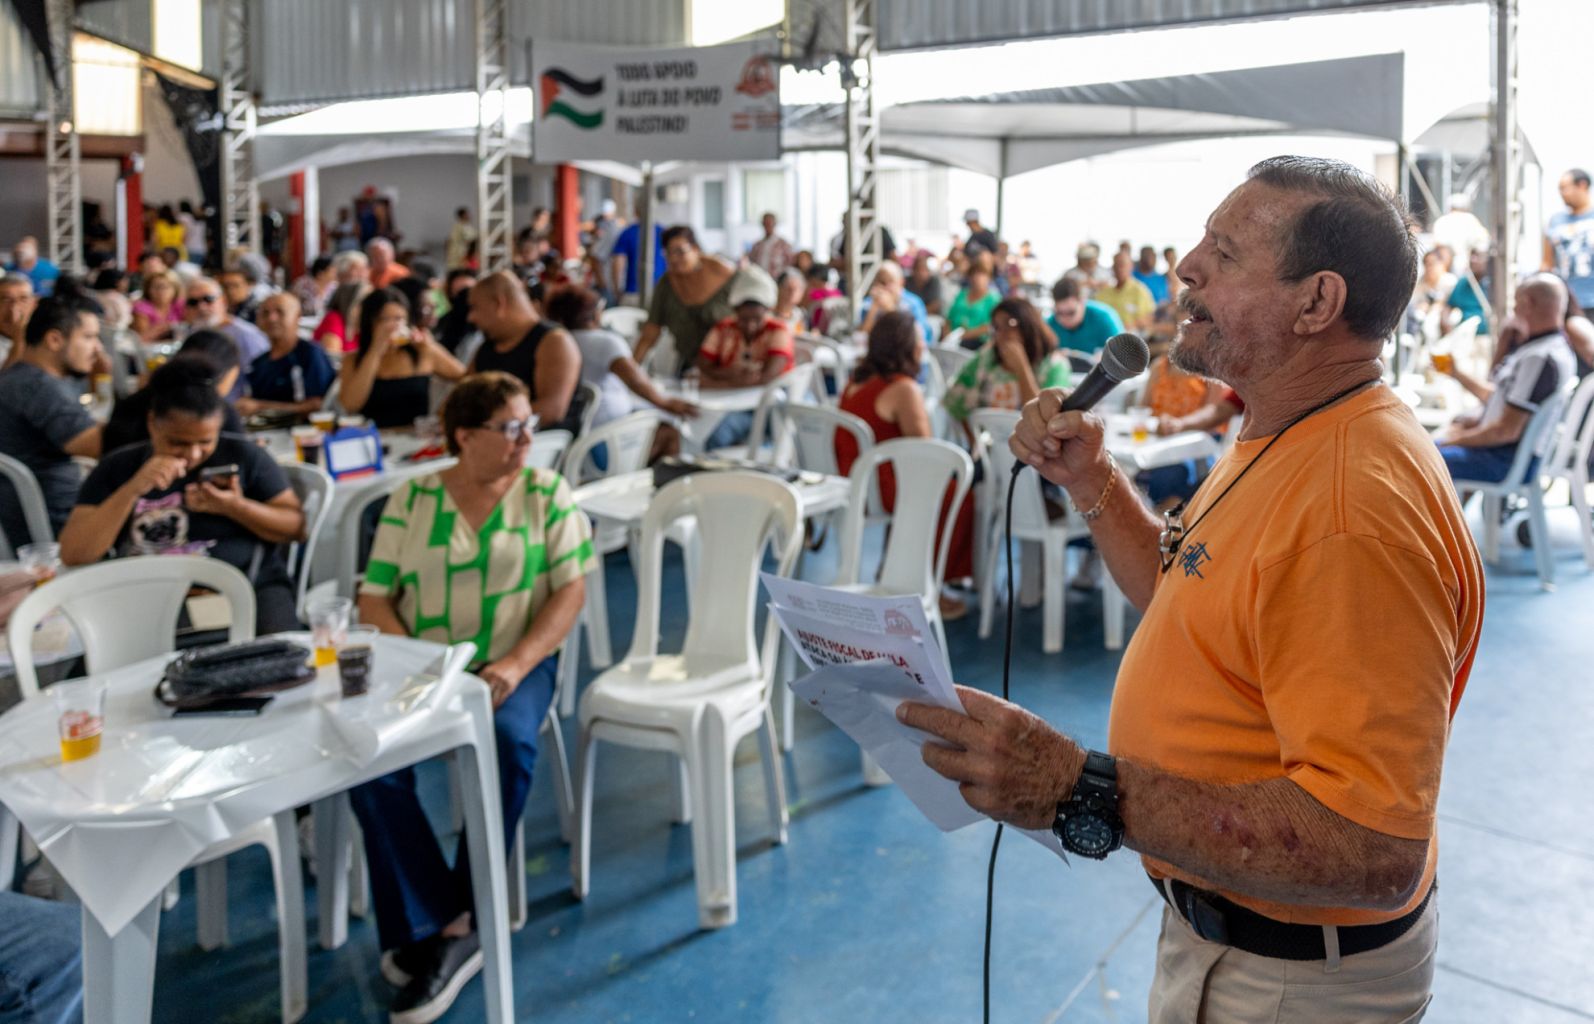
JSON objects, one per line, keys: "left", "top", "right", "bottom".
{"left": 323, "top": 426, "right": 384, "bottom": 480}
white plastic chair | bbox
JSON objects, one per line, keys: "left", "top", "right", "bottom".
{"left": 926, "top": 314, "right": 946, "bottom": 341}
{"left": 329, "top": 458, "right": 460, "bottom": 600}
{"left": 928, "top": 347, "right": 975, "bottom": 405}
{"left": 708, "top": 363, "right": 819, "bottom": 463}
{"left": 572, "top": 471, "right": 803, "bottom": 929}
{"left": 558, "top": 411, "right": 664, "bottom": 717}
{"left": 575, "top": 380, "right": 602, "bottom": 439}
{"left": 527, "top": 428, "right": 573, "bottom": 472}
{"left": 0, "top": 453, "right": 52, "bottom": 561}
{"left": 794, "top": 333, "right": 855, "bottom": 405}
{"left": 1538, "top": 372, "right": 1594, "bottom": 572}
{"left": 771, "top": 402, "right": 875, "bottom": 750}
{"left": 6, "top": 557, "right": 308, "bottom": 1024}
{"left": 278, "top": 462, "right": 334, "bottom": 621}
{"left": 835, "top": 438, "right": 973, "bottom": 675}
{"left": 1455, "top": 389, "right": 1569, "bottom": 590}
{"left": 970, "top": 410, "right": 1091, "bottom": 654}
{"left": 819, "top": 297, "right": 853, "bottom": 339}
{"left": 600, "top": 306, "right": 647, "bottom": 342}
{"left": 938, "top": 326, "right": 965, "bottom": 350}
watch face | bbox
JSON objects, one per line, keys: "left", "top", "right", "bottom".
{"left": 1062, "top": 814, "right": 1116, "bottom": 856}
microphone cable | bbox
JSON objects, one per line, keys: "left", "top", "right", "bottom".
{"left": 983, "top": 462, "right": 1022, "bottom": 1024}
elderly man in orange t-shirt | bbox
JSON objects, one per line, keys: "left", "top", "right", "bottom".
{"left": 901, "top": 156, "right": 1484, "bottom": 1023}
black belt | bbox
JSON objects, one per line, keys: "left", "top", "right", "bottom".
{"left": 1150, "top": 873, "right": 1434, "bottom": 961}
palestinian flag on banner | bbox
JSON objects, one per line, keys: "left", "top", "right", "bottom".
{"left": 541, "top": 69, "right": 605, "bottom": 129}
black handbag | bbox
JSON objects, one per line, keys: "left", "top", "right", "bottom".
{"left": 155, "top": 638, "right": 317, "bottom": 710}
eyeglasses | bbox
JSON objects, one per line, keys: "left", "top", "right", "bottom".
{"left": 474, "top": 417, "right": 535, "bottom": 441}
{"left": 189, "top": 294, "right": 219, "bottom": 305}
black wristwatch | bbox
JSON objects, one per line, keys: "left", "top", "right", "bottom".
{"left": 1052, "top": 750, "right": 1125, "bottom": 860}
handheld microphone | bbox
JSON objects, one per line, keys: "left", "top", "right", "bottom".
{"left": 1012, "top": 332, "right": 1150, "bottom": 476}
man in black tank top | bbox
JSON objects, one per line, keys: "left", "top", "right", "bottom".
{"left": 466, "top": 272, "right": 583, "bottom": 432}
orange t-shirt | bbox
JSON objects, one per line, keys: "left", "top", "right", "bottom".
{"left": 1143, "top": 356, "right": 1214, "bottom": 421}
{"left": 1108, "top": 386, "right": 1484, "bottom": 927}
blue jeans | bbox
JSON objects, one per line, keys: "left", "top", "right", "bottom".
{"left": 1139, "top": 457, "right": 1215, "bottom": 506}
{"left": 349, "top": 655, "right": 558, "bottom": 950}
{"left": 0, "top": 892, "right": 82, "bottom": 1024}
{"left": 1438, "top": 442, "right": 1530, "bottom": 484}
{"left": 705, "top": 410, "right": 755, "bottom": 450}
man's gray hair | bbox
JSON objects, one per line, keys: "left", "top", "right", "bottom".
{"left": 332, "top": 250, "right": 368, "bottom": 274}
{"left": 0, "top": 272, "right": 33, "bottom": 293}
{"left": 1247, "top": 155, "right": 1418, "bottom": 341}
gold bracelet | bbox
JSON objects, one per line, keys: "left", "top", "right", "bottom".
{"left": 1073, "top": 463, "right": 1119, "bottom": 522}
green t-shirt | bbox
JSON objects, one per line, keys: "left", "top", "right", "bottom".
{"left": 942, "top": 343, "right": 1073, "bottom": 422}
{"left": 361, "top": 467, "right": 594, "bottom": 667}
{"left": 946, "top": 288, "right": 1001, "bottom": 335}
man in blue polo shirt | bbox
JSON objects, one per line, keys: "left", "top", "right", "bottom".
{"left": 1047, "top": 276, "right": 1124, "bottom": 356}
{"left": 238, "top": 292, "right": 335, "bottom": 417}
{"left": 4, "top": 237, "right": 60, "bottom": 298}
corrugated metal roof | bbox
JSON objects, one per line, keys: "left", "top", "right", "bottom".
{"left": 786, "top": 0, "right": 1445, "bottom": 55}
{"left": 76, "top": 0, "right": 156, "bottom": 57}
{"left": 0, "top": 0, "right": 43, "bottom": 118}
{"left": 257, "top": 0, "right": 691, "bottom": 107}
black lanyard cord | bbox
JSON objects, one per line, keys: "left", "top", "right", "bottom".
{"left": 1160, "top": 378, "right": 1380, "bottom": 574}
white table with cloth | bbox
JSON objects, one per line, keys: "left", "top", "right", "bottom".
{"left": 0, "top": 633, "right": 516, "bottom": 1024}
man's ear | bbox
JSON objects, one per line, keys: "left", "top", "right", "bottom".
{"left": 1294, "top": 271, "right": 1348, "bottom": 337}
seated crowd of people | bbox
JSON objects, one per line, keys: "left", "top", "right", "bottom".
{"left": 4, "top": 191, "right": 1592, "bottom": 1022}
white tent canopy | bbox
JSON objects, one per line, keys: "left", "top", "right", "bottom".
{"left": 783, "top": 52, "right": 1408, "bottom": 179}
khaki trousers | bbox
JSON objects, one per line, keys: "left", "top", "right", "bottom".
{"left": 1147, "top": 895, "right": 1437, "bottom": 1024}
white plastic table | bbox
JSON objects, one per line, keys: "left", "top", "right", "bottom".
{"left": 1101, "top": 414, "right": 1223, "bottom": 472}
{"left": 0, "top": 634, "right": 514, "bottom": 1024}
{"left": 656, "top": 383, "right": 766, "bottom": 451}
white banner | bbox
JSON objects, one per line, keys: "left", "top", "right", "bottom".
{"left": 532, "top": 39, "right": 781, "bottom": 164}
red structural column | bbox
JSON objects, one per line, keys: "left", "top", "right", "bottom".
{"left": 554, "top": 163, "right": 579, "bottom": 259}
{"left": 121, "top": 155, "right": 143, "bottom": 266}
{"left": 287, "top": 171, "right": 307, "bottom": 281}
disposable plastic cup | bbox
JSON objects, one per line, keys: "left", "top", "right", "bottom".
{"left": 337, "top": 626, "right": 381, "bottom": 698}
{"left": 308, "top": 596, "right": 354, "bottom": 668}
{"left": 54, "top": 679, "right": 106, "bottom": 762}
{"left": 293, "top": 427, "right": 324, "bottom": 466}
{"left": 17, "top": 542, "right": 60, "bottom": 589}
{"left": 310, "top": 411, "right": 337, "bottom": 434}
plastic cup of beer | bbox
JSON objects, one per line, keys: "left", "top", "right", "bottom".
{"left": 337, "top": 415, "right": 365, "bottom": 431}
{"left": 1129, "top": 406, "right": 1153, "bottom": 444}
{"left": 308, "top": 596, "right": 354, "bottom": 668}
{"left": 310, "top": 411, "right": 337, "bottom": 434}
{"left": 1431, "top": 349, "right": 1454, "bottom": 375}
{"left": 17, "top": 542, "right": 60, "bottom": 589}
{"left": 54, "top": 680, "right": 107, "bottom": 762}
{"left": 336, "top": 626, "right": 381, "bottom": 698}
{"left": 292, "top": 426, "right": 324, "bottom": 466}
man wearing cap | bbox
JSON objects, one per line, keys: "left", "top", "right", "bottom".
{"left": 748, "top": 212, "right": 794, "bottom": 280}
{"left": 1065, "top": 243, "right": 1114, "bottom": 294}
{"left": 964, "top": 210, "right": 1000, "bottom": 259}
{"left": 697, "top": 267, "right": 795, "bottom": 448}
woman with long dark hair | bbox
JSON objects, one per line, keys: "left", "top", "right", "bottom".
{"left": 337, "top": 287, "right": 465, "bottom": 428}
{"left": 942, "top": 295, "right": 1072, "bottom": 442}
{"left": 835, "top": 310, "right": 974, "bottom": 616}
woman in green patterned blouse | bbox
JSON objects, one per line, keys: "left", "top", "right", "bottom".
{"left": 351, "top": 371, "right": 593, "bottom": 1022}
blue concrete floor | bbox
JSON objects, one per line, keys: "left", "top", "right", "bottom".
{"left": 147, "top": 500, "right": 1594, "bottom": 1023}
